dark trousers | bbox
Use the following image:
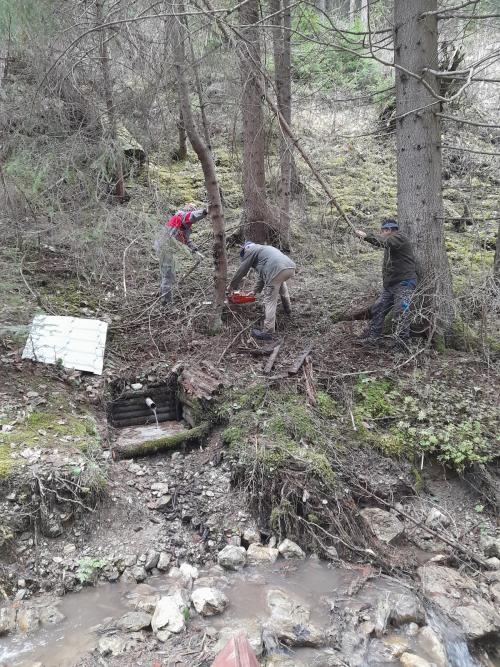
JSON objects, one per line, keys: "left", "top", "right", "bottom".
{"left": 369, "top": 280, "right": 416, "bottom": 340}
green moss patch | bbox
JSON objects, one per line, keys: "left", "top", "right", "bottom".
{"left": 350, "top": 372, "right": 499, "bottom": 470}
{"left": 0, "top": 410, "right": 100, "bottom": 466}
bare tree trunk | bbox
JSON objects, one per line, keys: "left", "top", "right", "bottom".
{"left": 173, "top": 17, "right": 227, "bottom": 331}
{"left": 187, "top": 32, "right": 212, "bottom": 151}
{"left": 2, "top": 12, "right": 12, "bottom": 86}
{"left": 359, "top": 0, "right": 368, "bottom": 27}
{"left": 394, "top": 0, "right": 454, "bottom": 340}
{"left": 494, "top": 220, "right": 500, "bottom": 285}
{"left": 176, "top": 108, "right": 188, "bottom": 160}
{"left": 95, "top": 0, "right": 125, "bottom": 202}
{"left": 270, "top": 0, "right": 292, "bottom": 250}
{"left": 349, "top": 0, "right": 357, "bottom": 22}
{"left": 239, "top": 0, "right": 271, "bottom": 244}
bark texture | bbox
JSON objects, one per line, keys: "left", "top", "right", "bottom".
{"left": 173, "top": 17, "right": 227, "bottom": 331}
{"left": 176, "top": 108, "right": 188, "bottom": 160}
{"left": 95, "top": 0, "right": 125, "bottom": 201}
{"left": 271, "top": 0, "right": 292, "bottom": 250}
{"left": 394, "top": 0, "right": 454, "bottom": 338}
{"left": 239, "top": 0, "right": 272, "bottom": 243}
{"left": 494, "top": 219, "right": 500, "bottom": 284}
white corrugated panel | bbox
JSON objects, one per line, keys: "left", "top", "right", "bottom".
{"left": 22, "top": 314, "right": 108, "bottom": 375}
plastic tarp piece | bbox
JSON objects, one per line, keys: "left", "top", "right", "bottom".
{"left": 22, "top": 314, "right": 108, "bottom": 375}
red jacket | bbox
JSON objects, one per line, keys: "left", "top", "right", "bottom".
{"left": 166, "top": 208, "right": 207, "bottom": 251}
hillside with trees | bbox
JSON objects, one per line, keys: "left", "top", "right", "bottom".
{"left": 0, "top": 1, "right": 499, "bottom": 666}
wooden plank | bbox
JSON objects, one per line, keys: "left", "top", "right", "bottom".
{"left": 263, "top": 342, "right": 282, "bottom": 375}
{"left": 287, "top": 346, "right": 312, "bottom": 375}
{"left": 236, "top": 347, "right": 274, "bottom": 356}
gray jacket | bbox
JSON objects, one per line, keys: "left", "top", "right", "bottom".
{"left": 229, "top": 243, "right": 296, "bottom": 291}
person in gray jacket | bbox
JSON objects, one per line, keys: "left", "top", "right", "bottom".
{"left": 229, "top": 242, "right": 296, "bottom": 341}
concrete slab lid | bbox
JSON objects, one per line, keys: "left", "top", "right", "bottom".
{"left": 22, "top": 314, "right": 108, "bottom": 375}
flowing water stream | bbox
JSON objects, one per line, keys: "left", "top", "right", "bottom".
{"left": 1, "top": 560, "right": 496, "bottom": 667}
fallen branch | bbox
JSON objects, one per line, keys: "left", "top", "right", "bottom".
{"left": 264, "top": 342, "right": 282, "bottom": 374}
{"left": 350, "top": 478, "right": 490, "bottom": 568}
{"left": 303, "top": 355, "right": 316, "bottom": 406}
{"left": 112, "top": 422, "right": 210, "bottom": 460}
{"left": 288, "top": 346, "right": 312, "bottom": 375}
{"left": 236, "top": 346, "right": 275, "bottom": 356}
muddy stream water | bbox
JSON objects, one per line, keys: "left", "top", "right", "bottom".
{"left": 1, "top": 559, "right": 494, "bottom": 667}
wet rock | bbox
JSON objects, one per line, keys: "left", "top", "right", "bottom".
{"left": 136, "top": 595, "right": 160, "bottom": 614}
{"left": 157, "top": 552, "right": 172, "bottom": 571}
{"left": 191, "top": 587, "right": 229, "bottom": 616}
{"left": 425, "top": 508, "right": 450, "bottom": 529}
{"left": 116, "top": 554, "right": 137, "bottom": 572}
{"left": 418, "top": 626, "right": 448, "bottom": 667}
{"left": 406, "top": 622, "right": 420, "bottom": 636}
{"left": 217, "top": 545, "right": 247, "bottom": 570}
{"left": 360, "top": 508, "right": 404, "bottom": 544}
{"left": 482, "top": 537, "right": 500, "bottom": 559}
{"left": 16, "top": 607, "right": 40, "bottom": 634}
{"left": 400, "top": 653, "right": 433, "bottom": 667}
{"left": 490, "top": 583, "right": 500, "bottom": 603}
{"left": 152, "top": 495, "right": 172, "bottom": 510}
{"left": 106, "top": 568, "right": 120, "bottom": 582}
{"left": 0, "top": 606, "right": 17, "bottom": 635}
{"left": 389, "top": 593, "right": 426, "bottom": 627}
{"left": 214, "top": 621, "right": 263, "bottom": 658}
{"left": 373, "top": 596, "right": 391, "bottom": 637}
{"left": 98, "top": 635, "right": 136, "bottom": 656}
{"left": 40, "top": 606, "right": 65, "bottom": 625}
{"left": 247, "top": 543, "right": 279, "bottom": 564}
{"left": 264, "top": 657, "right": 298, "bottom": 667}
{"left": 41, "top": 516, "right": 63, "bottom": 538}
{"left": 144, "top": 550, "right": 160, "bottom": 571}
{"left": 132, "top": 565, "right": 148, "bottom": 582}
{"left": 151, "top": 482, "right": 169, "bottom": 495}
{"left": 418, "top": 564, "right": 500, "bottom": 640}
{"left": 278, "top": 539, "right": 305, "bottom": 559}
{"left": 195, "top": 575, "right": 230, "bottom": 588}
{"left": 151, "top": 593, "right": 186, "bottom": 635}
{"left": 266, "top": 589, "right": 323, "bottom": 648}
{"left": 242, "top": 526, "right": 261, "bottom": 545}
{"left": 383, "top": 636, "right": 409, "bottom": 659}
{"left": 179, "top": 562, "right": 199, "bottom": 580}
{"left": 117, "top": 610, "right": 152, "bottom": 632}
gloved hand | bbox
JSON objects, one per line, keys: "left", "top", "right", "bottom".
{"left": 203, "top": 207, "right": 209, "bottom": 216}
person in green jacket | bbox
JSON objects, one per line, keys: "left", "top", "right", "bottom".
{"left": 355, "top": 219, "right": 417, "bottom": 345}
{"left": 229, "top": 242, "right": 296, "bottom": 341}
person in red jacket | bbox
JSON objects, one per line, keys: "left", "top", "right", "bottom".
{"left": 156, "top": 203, "right": 209, "bottom": 304}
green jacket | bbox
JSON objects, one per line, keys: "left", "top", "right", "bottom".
{"left": 229, "top": 243, "right": 296, "bottom": 292}
{"left": 364, "top": 232, "right": 417, "bottom": 288}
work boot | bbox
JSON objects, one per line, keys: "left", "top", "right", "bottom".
{"left": 252, "top": 328, "right": 274, "bottom": 342}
